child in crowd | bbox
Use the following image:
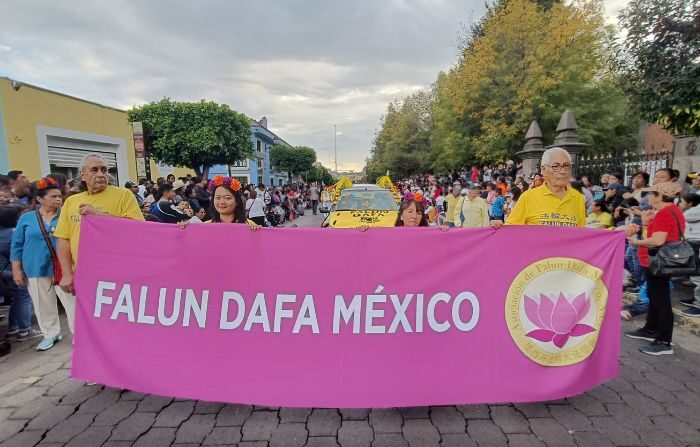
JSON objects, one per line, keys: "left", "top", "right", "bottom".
{"left": 491, "top": 189, "right": 505, "bottom": 220}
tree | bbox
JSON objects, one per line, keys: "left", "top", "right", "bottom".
{"left": 619, "top": 0, "right": 700, "bottom": 136}
{"left": 306, "top": 164, "right": 336, "bottom": 185}
{"left": 270, "top": 145, "right": 317, "bottom": 183}
{"left": 127, "top": 98, "right": 253, "bottom": 178}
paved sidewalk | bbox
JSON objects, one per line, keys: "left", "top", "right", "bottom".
{"left": 1, "top": 215, "right": 699, "bottom": 446}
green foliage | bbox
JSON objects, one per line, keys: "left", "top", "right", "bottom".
{"left": 270, "top": 145, "right": 317, "bottom": 182}
{"left": 619, "top": 0, "right": 700, "bottom": 136}
{"left": 127, "top": 98, "right": 253, "bottom": 176}
{"left": 366, "top": 0, "right": 640, "bottom": 176}
{"left": 306, "top": 164, "right": 336, "bottom": 185}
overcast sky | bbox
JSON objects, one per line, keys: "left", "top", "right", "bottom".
{"left": 1, "top": 0, "right": 629, "bottom": 171}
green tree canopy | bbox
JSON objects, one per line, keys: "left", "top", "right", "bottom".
{"left": 127, "top": 98, "right": 253, "bottom": 178}
{"left": 366, "top": 0, "right": 640, "bottom": 177}
{"left": 619, "top": 0, "right": 700, "bottom": 136}
{"left": 270, "top": 145, "right": 317, "bottom": 182}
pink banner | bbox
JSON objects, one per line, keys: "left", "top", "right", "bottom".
{"left": 72, "top": 216, "right": 624, "bottom": 408}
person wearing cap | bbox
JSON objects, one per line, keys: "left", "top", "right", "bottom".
{"left": 172, "top": 179, "right": 186, "bottom": 201}
{"left": 625, "top": 181, "right": 684, "bottom": 355}
{"left": 124, "top": 181, "right": 143, "bottom": 207}
{"left": 686, "top": 172, "right": 700, "bottom": 194}
{"left": 494, "top": 147, "right": 586, "bottom": 228}
{"left": 453, "top": 184, "right": 489, "bottom": 228}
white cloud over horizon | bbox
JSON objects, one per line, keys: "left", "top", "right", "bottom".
{"left": 1, "top": 0, "right": 628, "bottom": 171}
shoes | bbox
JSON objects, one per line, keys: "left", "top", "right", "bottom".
{"left": 680, "top": 298, "right": 700, "bottom": 309}
{"left": 16, "top": 329, "right": 43, "bottom": 341}
{"left": 621, "top": 310, "right": 632, "bottom": 321}
{"left": 681, "top": 307, "right": 700, "bottom": 317}
{"left": 36, "top": 335, "right": 62, "bottom": 351}
{"left": 4, "top": 329, "right": 19, "bottom": 340}
{"left": 640, "top": 340, "right": 673, "bottom": 355}
{"left": 624, "top": 328, "right": 655, "bottom": 341}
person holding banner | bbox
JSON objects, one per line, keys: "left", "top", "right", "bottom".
{"left": 11, "top": 178, "right": 75, "bottom": 351}
{"left": 55, "top": 154, "right": 144, "bottom": 296}
{"left": 395, "top": 194, "right": 429, "bottom": 227}
{"left": 205, "top": 176, "right": 260, "bottom": 230}
{"left": 491, "top": 147, "right": 586, "bottom": 228}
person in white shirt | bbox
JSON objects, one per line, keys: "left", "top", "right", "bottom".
{"left": 246, "top": 191, "right": 266, "bottom": 226}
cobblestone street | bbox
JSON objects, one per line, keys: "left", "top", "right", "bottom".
{"left": 2, "top": 216, "right": 700, "bottom": 446}
{"left": 0, "top": 318, "right": 699, "bottom": 447}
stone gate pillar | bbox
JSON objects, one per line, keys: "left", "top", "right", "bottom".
{"left": 516, "top": 121, "right": 545, "bottom": 179}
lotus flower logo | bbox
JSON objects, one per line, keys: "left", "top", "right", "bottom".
{"left": 523, "top": 293, "right": 596, "bottom": 349}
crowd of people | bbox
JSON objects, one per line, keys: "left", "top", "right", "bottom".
{"left": 1, "top": 147, "right": 699, "bottom": 359}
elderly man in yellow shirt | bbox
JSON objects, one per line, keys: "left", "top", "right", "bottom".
{"left": 55, "top": 154, "right": 144, "bottom": 296}
{"left": 492, "top": 147, "right": 586, "bottom": 228}
{"left": 454, "top": 184, "right": 490, "bottom": 228}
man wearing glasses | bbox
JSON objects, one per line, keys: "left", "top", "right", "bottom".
{"left": 496, "top": 147, "right": 586, "bottom": 227}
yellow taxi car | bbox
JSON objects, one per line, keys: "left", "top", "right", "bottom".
{"left": 321, "top": 183, "right": 400, "bottom": 228}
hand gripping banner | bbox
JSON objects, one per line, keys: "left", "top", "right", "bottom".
{"left": 73, "top": 217, "right": 624, "bottom": 408}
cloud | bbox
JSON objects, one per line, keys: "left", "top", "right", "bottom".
{"left": 2, "top": 0, "right": 628, "bottom": 172}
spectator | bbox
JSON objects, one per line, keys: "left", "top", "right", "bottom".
{"left": 246, "top": 190, "right": 266, "bottom": 226}
{"left": 680, "top": 193, "right": 700, "bottom": 317}
{"left": 491, "top": 188, "right": 506, "bottom": 221}
{"left": 125, "top": 181, "right": 143, "bottom": 206}
{"left": 626, "top": 181, "right": 684, "bottom": 355}
{"left": 54, "top": 154, "right": 144, "bottom": 296}
{"left": 156, "top": 184, "right": 189, "bottom": 224}
{"left": 1, "top": 205, "right": 42, "bottom": 341}
{"left": 444, "top": 182, "right": 461, "bottom": 228}
{"left": 586, "top": 200, "right": 613, "bottom": 229}
{"left": 454, "top": 184, "right": 489, "bottom": 228}
{"left": 8, "top": 171, "right": 30, "bottom": 205}
{"left": 309, "top": 183, "right": 320, "bottom": 215}
{"left": 166, "top": 174, "right": 176, "bottom": 184}
{"left": 11, "top": 178, "right": 75, "bottom": 351}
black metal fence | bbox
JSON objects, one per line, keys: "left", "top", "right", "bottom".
{"left": 578, "top": 150, "right": 673, "bottom": 185}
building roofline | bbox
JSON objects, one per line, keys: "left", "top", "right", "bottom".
{"left": 1, "top": 76, "right": 127, "bottom": 113}
{"left": 2, "top": 77, "right": 296, "bottom": 146}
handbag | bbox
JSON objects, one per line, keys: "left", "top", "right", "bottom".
{"left": 648, "top": 209, "right": 698, "bottom": 277}
{"left": 36, "top": 210, "right": 62, "bottom": 285}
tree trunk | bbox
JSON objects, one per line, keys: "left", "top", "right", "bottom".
{"left": 202, "top": 165, "right": 211, "bottom": 180}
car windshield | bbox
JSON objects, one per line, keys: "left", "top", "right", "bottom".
{"left": 335, "top": 189, "right": 399, "bottom": 211}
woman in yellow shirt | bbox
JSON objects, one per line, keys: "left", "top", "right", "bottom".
{"left": 586, "top": 200, "right": 614, "bottom": 229}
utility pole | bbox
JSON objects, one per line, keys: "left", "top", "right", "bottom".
{"left": 334, "top": 124, "right": 338, "bottom": 173}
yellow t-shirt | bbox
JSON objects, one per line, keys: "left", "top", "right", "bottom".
{"left": 505, "top": 183, "right": 586, "bottom": 227}
{"left": 444, "top": 194, "right": 460, "bottom": 223}
{"left": 54, "top": 185, "right": 144, "bottom": 265}
{"left": 586, "top": 211, "right": 614, "bottom": 229}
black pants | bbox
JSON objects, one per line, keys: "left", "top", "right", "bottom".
{"left": 250, "top": 216, "right": 265, "bottom": 226}
{"left": 642, "top": 271, "right": 674, "bottom": 343}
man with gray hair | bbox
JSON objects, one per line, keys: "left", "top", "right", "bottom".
{"left": 54, "top": 154, "right": 144, "bottom": 296}
{"left": 494, "top": 147, "right": 586, "bottom": 227}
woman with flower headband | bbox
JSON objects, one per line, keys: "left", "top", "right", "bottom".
{"left": 396, "top": 192, "right": 429, "bottom": 227}
{"left": 10, "top": 178, "right": 75, "bottom": 351}
{"left": 179, "top": 176, "right": 260, "bottom": 230}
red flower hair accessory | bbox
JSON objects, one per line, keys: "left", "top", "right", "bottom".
{"left": 208, "top": 176, "right": 241, "bottom": 193}
{"left": 36, "top": 177, "right": 60, "bottom": 191}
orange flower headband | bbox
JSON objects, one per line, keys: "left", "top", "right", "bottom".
{"left": 36, "top": 177, "right": 60, "bottom": 190}
{"left": 208, "top": 176, "right": 241, "bottom": 193}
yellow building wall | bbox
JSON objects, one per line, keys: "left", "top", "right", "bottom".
{"left": 0, "top": 79, "right": 194, "bottom": 181}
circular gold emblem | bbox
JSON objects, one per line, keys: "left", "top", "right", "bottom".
{"left": 505, "top": 257, "right": 608, "bottom": 366}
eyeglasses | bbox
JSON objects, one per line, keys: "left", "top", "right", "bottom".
{"left": 544, "top": 163, "right": 572, "bottom": 172}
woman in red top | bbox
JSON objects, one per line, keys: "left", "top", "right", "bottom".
{"left": 625, "top": 181, "right": 684, "bottom": 355}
